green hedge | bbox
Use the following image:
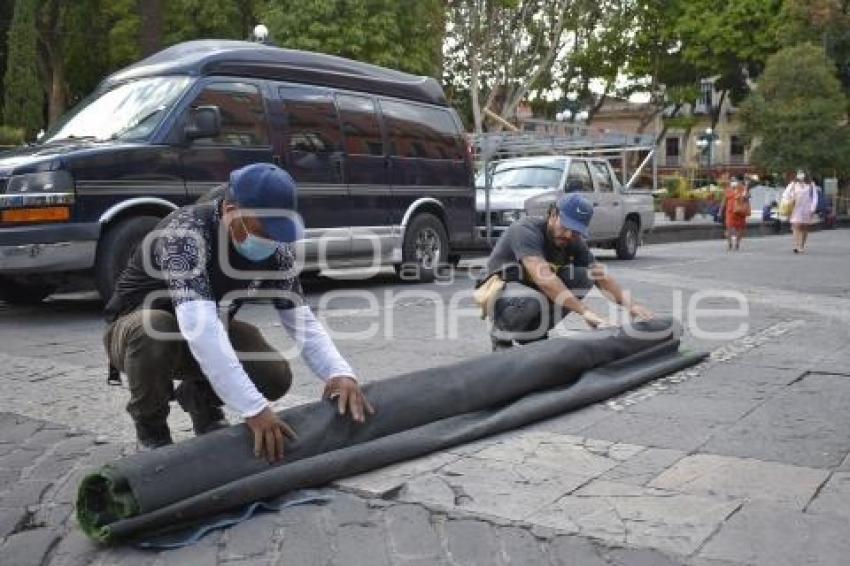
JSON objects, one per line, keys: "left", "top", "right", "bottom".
{"left": 0, "top": 125, "right": 25, "bottom": 146}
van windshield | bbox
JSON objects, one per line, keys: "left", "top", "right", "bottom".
{"left": 42, "top": 76, "right": 193, "bottom": 143}
{"left": 476, "top": 160, "right": 566, "bottom": 189}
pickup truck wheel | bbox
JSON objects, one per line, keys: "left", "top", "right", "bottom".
{"left": 395, "top": 213, "right": 448, "bottom": 283}
{"left": 95, "top": 215, "right": 161, "bottom": 301}
{"left": 0, "top": 277, "right": 55, "bottom": 305}
{"left": 615, "top": 219, "right": 640, "bottom": 260}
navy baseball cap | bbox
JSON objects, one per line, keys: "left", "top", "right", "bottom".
{"left": 227, "top": 163, "right": 304, "bottom": 242}
{"left": 557, "top": 194, "right": 594, "bottom": 238}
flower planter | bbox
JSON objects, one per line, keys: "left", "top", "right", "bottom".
{"left": 660, "top": 198, "right": 699, "bottom": 221}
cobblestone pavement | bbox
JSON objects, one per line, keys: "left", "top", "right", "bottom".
{"left": 1, "top": 231, "right": 850, "bottom": 565}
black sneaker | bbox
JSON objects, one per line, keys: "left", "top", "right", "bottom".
{"left": 134, "top": 421, "right": 173, "bottom": 451}
{"left": 189, "top": 406, "right": 229, "bottom": 436}
{"left": 175, "top": 380, "right": 228, "bottom": 435}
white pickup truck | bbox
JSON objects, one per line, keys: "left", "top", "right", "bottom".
{"left": 476, "top": 155, "right": 655, "bottom": 259}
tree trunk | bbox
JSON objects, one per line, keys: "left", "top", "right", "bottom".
{"left": 48, "top": 52, "right": 65, "bottom": 124}
{"left": 138, "top": 0, "right": 162, "bottom": 57}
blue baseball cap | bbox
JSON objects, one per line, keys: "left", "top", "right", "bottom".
{"left": 557, "top": 194, "right": 594, "bottom": 238}
{"left": 227, "top": 163, "right": 304, "bottom": 242}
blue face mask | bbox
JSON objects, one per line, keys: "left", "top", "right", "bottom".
{"left": 232, "top": 216, "right": 278, "bottom": 261}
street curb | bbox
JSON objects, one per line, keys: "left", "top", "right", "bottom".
{"left": 645, "top": 216, "right": 850, "bottom": 245}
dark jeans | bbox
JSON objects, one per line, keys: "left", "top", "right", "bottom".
{"left": 491, "top": 266, "right": 593, "bottom": 344}
{"left": 104, "top": 309, "right": 292, "bottom": 425}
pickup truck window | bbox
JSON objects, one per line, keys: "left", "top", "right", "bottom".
{"left": 589, "top": 161, "right": 614, "bottom": 193}
{"left": 191, "top": 82, "right": 269, "bottom": 147}
{"left": 479, "top": 160, "right": 565, "bottom": 189}
{"left": 565, "top": 161, "right": 593, "bottom": 193}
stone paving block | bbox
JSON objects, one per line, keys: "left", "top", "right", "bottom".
{"left": 383, "top": 504, "right": 442, "bottom": 561}
{"left": 527, "top": 480, "right": 742, "bottom": 557}
{"left": 0, "top": 527, "right": 59, "bottom": 566}
{"left": 223, "top": 512, "right": 279, "bottom": 559}
{"left": 47, "top": 528, "right": 101, "bottom": 566}
{"left": 273, "top": 503, "right": 333, "bottom": 565}
{"left": 0, "top": 415, "right": 44, "bottom": 443}
{"left": 579, "top": 412, "right": 728, "bottom": 452}
{"left": 600, "top": 447, "right": 686, "bottom": 486}
{"left": 442, "top": 519, "right": 503, "bottom": 566}
{"left": 805, "top": 471, "right": 850, "bottom": 520}
{"left": 697, "top": 502, "right": 850, "bottom": 566}
{"left": 22, "top": 428, "right": 77, "bottom": 450}
{"left": 51, "top": 436, "right": 95, "bottom": 459}
{"left": 0, "top": 479, "right": 53, "bottom": 507}
{"left": 0, "top": 507, "right": 25, "bottom": 538}
{"left": 670, "top": 363, "right": 801, "bottom": 402}
{"left": 31, "top": 502, "right": 73, "bottom": 528}
{"left": 604, "top": 547, "right": 685, "bottom": 566}
{"left": 649, "top": 454, "right": 829, "bottom": 510}
{"left": 1, "top": 447, "right": 46, "bottom": 471}
{"left": 334, "top": 524, "right": 391, "bottom": 566}
{"left": 334, "top": 452, "right": 459, "bottom": 497}
{"left": 158, "top": 540, "right": 219, "bottom": 566}
{"left": 26, "top": 457, "right": 77, "bottom": 482}
{"left": 702, "top": 374, "right": 850, "bottom": 468}
{"left": 401, "top": 455, "right": 588, "bottom": 522}
{"left": 547, "top": 535, "right": 609, "bottom": 566}
{"left": 524, "top": 404, "right": 613, "bottom": 436}
{"left": 324, "top": 493, "right": 373, "bottom": 525}
{"left": 837, "top": 451, "right": 850, "bottom": 472}
{"left": 91, "top": 546, "right": 156, "bottom": 566}
{"left": 472, "top": 431, "right": 643, "bottom": 475}
{"left": 496, "top": 526, "right": 549, "bottom": 566}
{"left": 622, "top": 392, "right": 758, "bottom": 424}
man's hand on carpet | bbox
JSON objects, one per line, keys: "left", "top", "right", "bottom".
{"left": 581, "top": 309, "right": 614, "bottom": 329}
{"left": 324, "top": 376, "right": 375, "bottom": 423}
{"left": 246, "top": 406, "right": 297, "bottom": 464}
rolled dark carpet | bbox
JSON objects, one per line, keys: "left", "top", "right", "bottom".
{"left": 78, "top": 317, "right": 705, "bottom": 542}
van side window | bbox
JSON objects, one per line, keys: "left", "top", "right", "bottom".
{"left": 279, "top": 86, "right": 344, "bottom": 182}
{"left": 190, "top": 82, "right": 269, "bottom": 146}
{"left": 336, "top": 94, "right": 384, "bottom": 156}
{"left": 565, "top": 161, "right": 593, "bottom": 193}
{"left": 379, "top": 100, "right": 462, "bottom": 160}
{"left": 589, "top": 161, "right": 614, "bottom": 193}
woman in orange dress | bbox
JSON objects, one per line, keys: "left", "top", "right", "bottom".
{"left": 724, "top": 177, "right": 750, "bottom": 251}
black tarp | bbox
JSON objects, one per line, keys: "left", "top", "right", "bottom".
{"left": 78, "top": 317, "right": 705, "bottom": 542}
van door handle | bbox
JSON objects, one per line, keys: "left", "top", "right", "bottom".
{"left": 592, "top": 202, "right": 600, "bottom": 207}
{"left": 334, "top": 159, "right": 344, "bottom": 182}
{"left": 613, "top": 201, "right": 620, "bottom": 206}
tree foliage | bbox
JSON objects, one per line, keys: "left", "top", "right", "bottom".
{"left": 262, "top": 0, "right": 444, "bottom": 78}
{"left": 2, "top": 0, "right": 43, "bottom": 138}
{"left": 740, "top": 43, "right": 850, "bottom": 175}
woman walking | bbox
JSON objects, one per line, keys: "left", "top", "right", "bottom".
{"left": 782, "top": 170, "right": 819, "bottom": 253}
{"left": 723, "top": 177, "right": 750, "bottom": 251}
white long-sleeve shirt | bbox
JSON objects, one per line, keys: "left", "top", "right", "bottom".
{"left": 175, "top": 301, "right": 354, "bottom": 418}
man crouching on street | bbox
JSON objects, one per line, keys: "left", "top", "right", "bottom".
{"left": 103, "top": 163, "right": 373, "bottom": 461}
{"left": 481, "top": 193, "right": 654, "bottom": 350}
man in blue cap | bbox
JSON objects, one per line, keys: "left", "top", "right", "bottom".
{"left": 104, "top": 163, "right": 373, "bottom": 461}
{"left": 481, "top": 193, "right": 653, "bottom": 350}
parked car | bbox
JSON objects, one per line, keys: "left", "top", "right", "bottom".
{"left": 0, "top": 40, "right": 474, "bottom": 304}
{"left": 477, "top": 155, "right": 654, "bottom": 259}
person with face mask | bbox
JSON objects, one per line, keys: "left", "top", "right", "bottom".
{"left": 103, "top": 164, "right": 373, "bottom": 460}
{"left": 723, "top": 176, "right": 750, "bottom": 251}
{"left": 782, "top": 169, "right": 819, "bottom": 253}
{"left": 479, "top": 193, "right": 654, "bottom": 351}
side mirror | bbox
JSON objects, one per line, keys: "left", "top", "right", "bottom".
{"left": 185, "top": 106, "right": 221, "bottom": 141}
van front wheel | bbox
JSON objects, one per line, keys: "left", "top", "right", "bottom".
{"left": 395, "top": 213, "right": 448, "bottom": 283}
{"left": 95, "top": 215, "right": 161, "bottom": 301}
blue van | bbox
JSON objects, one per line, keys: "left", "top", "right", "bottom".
{"left": 0, "top": 40, "right": 474, "bottom": 303}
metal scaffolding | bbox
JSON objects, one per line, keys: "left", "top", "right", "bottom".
{"left": 469, "top": 121, "right": 659, "bottom": 245}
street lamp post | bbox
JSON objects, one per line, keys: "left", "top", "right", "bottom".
{"left": 696, "top": 127, "right": 720, "bottom": 185}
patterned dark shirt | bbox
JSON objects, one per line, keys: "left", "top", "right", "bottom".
{"left": 104, "top": 198, "right": 303, "bottom": 323}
